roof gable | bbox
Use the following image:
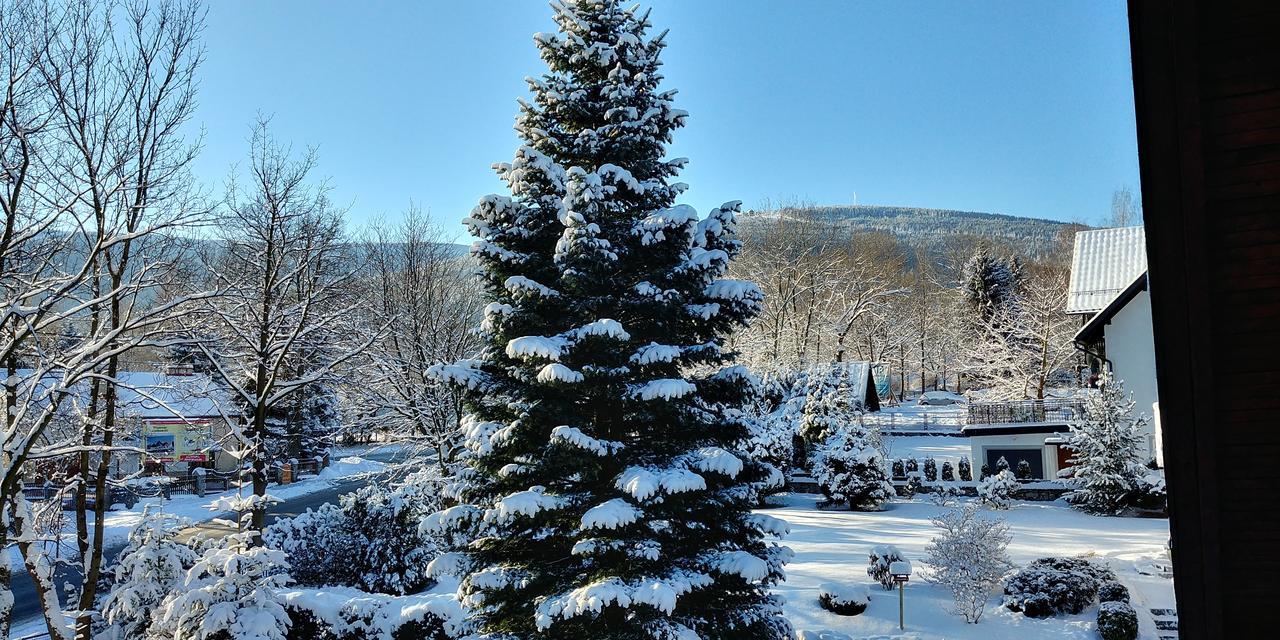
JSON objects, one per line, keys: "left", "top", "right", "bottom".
{"left": 1067, "top": 226, "right": 1148, "bottom": 314}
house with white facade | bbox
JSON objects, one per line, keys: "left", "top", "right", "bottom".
{"left": 1066, "top": 225, "right": 1162, "bottom": 465}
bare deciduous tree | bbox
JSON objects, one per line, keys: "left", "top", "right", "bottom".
{"left": 350, "top": 209, "right": 481, "bottom": 473}
{"left": 2, "top": 2, "right": 208, "bottom": 637}
{"left": 186, "top": 120, "right": 369, "bottom": 544}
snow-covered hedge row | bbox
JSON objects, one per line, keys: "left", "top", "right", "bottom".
{"left": 890, "top": 456, "right": 973, "bottom": 482}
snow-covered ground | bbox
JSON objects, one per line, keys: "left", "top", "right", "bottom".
{"left": 766, "top": 494, "right": 1174, "bottom": 640}
{"left": 881, "top": 435, "right": 972, "bottom": 463}
{"left": 865, "top": 405, "right": 965, "bottom": 434}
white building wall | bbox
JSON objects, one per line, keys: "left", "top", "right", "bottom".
{"left": 1105, "top": 289, "right": 1161, "bottom": 461}
{"left": 969, "top": 433, "right": 1061, "bottom": 479}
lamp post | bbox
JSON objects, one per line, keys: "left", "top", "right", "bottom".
{"left": 890, "top": 559, "right": 912, "bottom": 630}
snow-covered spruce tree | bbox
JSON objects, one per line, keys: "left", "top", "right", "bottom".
{"left": 924, "top": 503, "right": 1013, "bottom": 624}
{"left": 96, "top": 508, "right": 198, "bottom": 640}
{"left": 423, "top": 2, "right": 792, "bottom": 638}
{"left": 1064, "top": 372, "right": 1149, "bottom": 514}
{"left": 810, "top": 424, "right": 895, "bottom": 511}
{"left": 798, "top": 369, "right": 857, "bottom": 443}
{"left": 976, "top": 469, "right": 1019, "bottom": 510}
{"left": 741, "top": 372, "right": 802, "bottom": 488}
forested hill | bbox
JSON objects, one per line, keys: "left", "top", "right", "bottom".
{"left": 739, "top": 205, "right": 1085, "bottom": 260}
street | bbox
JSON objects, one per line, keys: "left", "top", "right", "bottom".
{"left": 8, "top": 447, "right": 412, "bottom": 632}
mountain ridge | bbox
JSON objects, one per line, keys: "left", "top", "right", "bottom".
{"left": 740, "top": 204, "right": 1084, "bottom": 259}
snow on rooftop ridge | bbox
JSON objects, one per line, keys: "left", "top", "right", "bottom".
{"left": 1067, "top": 226, "right": 1147, "bottom": 314}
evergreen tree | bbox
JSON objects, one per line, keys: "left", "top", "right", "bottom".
{"left": 960, "top": 248, "right": 1020, "bottom": 321}
{"left": 1065, "top": 372, "right": 1149, "bottom": 514}
{"left": 798, "top": 368, "right": 857, "bottom": 442}
{"left": 810, "top": 425, "right": 895, "bottom": 511}
{"left": 97, "top": 508, "right": 198, "bottom": 640}
{"left": 424, "top": 2, "right": 791, "bottom": 638}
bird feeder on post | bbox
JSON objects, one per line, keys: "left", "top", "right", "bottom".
{"left": 890, "top": 559, "right": 912, "bottom": 630}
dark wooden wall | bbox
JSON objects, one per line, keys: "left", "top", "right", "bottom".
{"left": 1129, "top": 0, "right": 1280, "bottom": 636}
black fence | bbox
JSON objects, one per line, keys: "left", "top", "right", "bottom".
{"left": 966, "top": 398, "right": 1085, "bottom": 425}
{"left": 20, "top": 454, "right": 329, "bottom": 509}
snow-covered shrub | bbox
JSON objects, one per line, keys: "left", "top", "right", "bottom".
{"left": 867, "top": 545, "right": 906, "bottom": 591}
{"left": 924, "top": 503, "right": 1013, "bottom": 623}
{"left": 1015, "top": 460, "right": 1032, "bottom": 480}
{"left": 817, "top": 583, "right": 870, "bottom": 616}
{"left": 980, "top": 463, "right": 991, "bottom": 479}
{"left": 941, "top": 461, "right": 955, "bottom": 482}
{"left": 1001, "top": 557, "right": 1117, "bottom": 617}
{"left": 265, "top": 469, "right": 446, "bottom": 595}
{"left": 928, "top": 482, "right": 960, "bottom": 507}
{"left": 97, "top": 508, "right": 199, "bottom": 639}
{"left": 958, "top": 456, "right": 972, "bottom": 481}
{"left": 152, "top": 532, "right": 292, "bottom": 640}
{"left": 891, "top": 459, "right": 905, "bottom": 480}
{"left": 903, "top": 473, "right": 922, "bottom": 499}
{"left": 264, "top": 502, "right": 357, "bottom": 588}
{"left": 905, "top": 458, "right": 919, "bottom": 475}
{"left": 280, "top": 586, "right": 463, "bottom": 640}
{"left": 995, "top": 456, "right": 1011, "bottom": 474}
{"left": 1129, "top": 473, "right": 1167, "bottom": 514}
{"left": 923, "top": 457, "right": 937, "bottom": 482}
{"left": 1065, "top": 372, "right": 1150, "bottom": 514}
{"left": 1098, "top": 582, "right": 1130, "bottom": 604}
{"left": 977, "top": 470, "right": 1019, "bottom": 509}
{"left": 741, "top": 371, "right": 802, "bottom": 493}
{"left": 1096, "top": 601, "right": 1139, "bottom": 640}
{"left": 811, "top": 428, "right": 895, "bottom": 511}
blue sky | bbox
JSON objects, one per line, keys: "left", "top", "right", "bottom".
{"left": 188, "top": 1, "right": 1139, "bottom": 240}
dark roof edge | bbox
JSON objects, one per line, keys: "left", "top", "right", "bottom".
{"left": 1073, "top": 271, "right": 1149, "bottom": 344}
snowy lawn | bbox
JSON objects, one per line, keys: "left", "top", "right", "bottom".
{"left": 766, "top": 494, "right": 1173, "bottom": 640}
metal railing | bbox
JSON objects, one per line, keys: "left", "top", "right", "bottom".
{"left": 966, "top": 398, "right": 1085, "bottom": 425}
{"left": 863, "top": 410, "right": 966, "bottom": 432}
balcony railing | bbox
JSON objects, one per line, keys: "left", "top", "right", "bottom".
{"left": 966, "top": 398, "right": 1085, "bottom": 426}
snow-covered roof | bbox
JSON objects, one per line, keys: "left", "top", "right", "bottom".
{"left": 17, "top": 369, "right": 229, "bottom": 421}
{"left": 113, "top": 371, "right": 227, "bottom": 420}
{"left": 1066, "top": 226, "right": 1147, "bottom": 314}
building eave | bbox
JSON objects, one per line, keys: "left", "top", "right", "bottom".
{"left": 1073, "top": 271, "right": 1149, "bottom": 344}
